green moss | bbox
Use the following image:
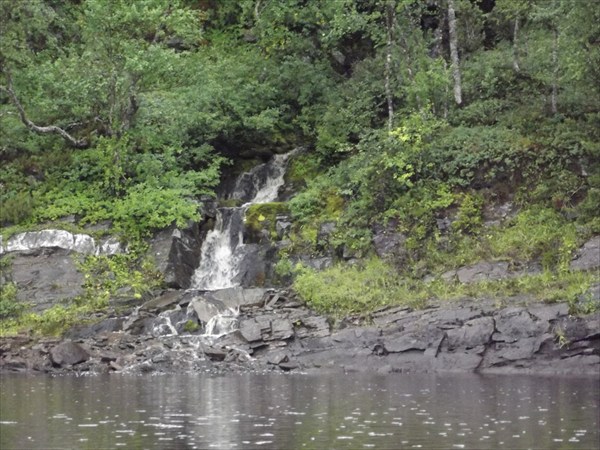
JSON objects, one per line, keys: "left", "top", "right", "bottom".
{"left": 245, "top": 202, "right": 290, "bottom": 241}
{"left": 324, "top": 191, "right": 344, "bottom": 219}
{"left": 183, "top": 320, "right": 199, "bottom": 333}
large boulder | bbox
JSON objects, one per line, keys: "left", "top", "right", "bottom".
{"left": 10, "top": 252, "right": 85, "bottom": 311}
{"left": 148, "top": 222, "right": 205, "bottom": 289}
{"left": 50, "top": 341, "right": 89, "bottom": 367}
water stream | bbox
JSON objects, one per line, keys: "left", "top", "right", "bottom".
{"left": 192, "top": 152, "right": 293, "bottom": 291}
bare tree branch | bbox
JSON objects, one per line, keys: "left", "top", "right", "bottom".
{"left": 0, "top": 71, "right": 88, "bottom": 148}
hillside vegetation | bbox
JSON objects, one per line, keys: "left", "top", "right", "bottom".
{"left": 1, "top": 1, "right": 598, "bottom": 328}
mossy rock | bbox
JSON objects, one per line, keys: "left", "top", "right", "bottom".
{"left": 245, "top": 202, "right": 290, "bottom": 242}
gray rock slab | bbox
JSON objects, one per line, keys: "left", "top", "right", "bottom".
{"left": 528, "top": 303, "right": 569, "bottom": 322}
{"left": 570, "top": 236, "right": 599, "bottom": 271}
{"left": 50, "top": 341, "right": 89, "bottom": 366}
{"left": 456, "top": 261, "right": 510, "bottom": 283}
{"left": 493, "top": 308, "right": 547, "bottom": 342}
{"left": 141, "top": 291, "right": 184, "bottom": 313}
{"left": 211, "top": 287, "right": 272, "bottom": 309}
{"left": 383, "top": 326, "right": 445, "bottom": 353}
{"left": 445, "top": 317, "right": 495, "bottom": 350}
{"left": 484, "top": 337, "right": 543, "bottom": 366}
{"left": 148, "top": 223, "right": 203, "bottom": 289}
{"left": 432, "top": 351, "right": 484, "bottom": 372}
{"left": 11, "top": 254, "right": 85, "bottom": 311}
{"left": 190, "top": 297, "right": 228, "bottom": 324}
{"left": 268, "top": 318, "right": 294, "bottom": 341}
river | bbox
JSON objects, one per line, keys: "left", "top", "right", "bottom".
{"left": 1, "top": 373, "right": 598, "bottom": 449}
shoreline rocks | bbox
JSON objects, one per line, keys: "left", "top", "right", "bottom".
{"left": 1, "top": 292, "right": 598, "bottom": 377}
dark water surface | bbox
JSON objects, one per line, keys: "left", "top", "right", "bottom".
{"left": 1, "top": 373, "right": 598, "bottom": 449}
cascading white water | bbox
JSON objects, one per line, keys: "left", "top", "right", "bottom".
{"left": 202, "top": 310, "right": 239, "bottom": 337}
{"left": 191, "top": 152, "right": 294, "bottom": 291}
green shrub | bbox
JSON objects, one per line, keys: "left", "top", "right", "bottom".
{"left": 424, "top": 126, "right": 527, "bottom": 187}
{"left": 293, "top": 258, "right": 426, "bottom": 317}
{"left": 0, "top": 283, "right": 24, "bottom": 320}
{"left": 489, "top": 207, "right": 579, "bottom": 270}
{"left": 452, "top": 193, "right": 484, "bottom": 234}
{"left": 0, "top": 191, "right": 37, "bottom": 226}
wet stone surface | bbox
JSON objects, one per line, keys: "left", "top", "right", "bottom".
{"left": 2, "top": 289, "right": 599, "bottom": 376}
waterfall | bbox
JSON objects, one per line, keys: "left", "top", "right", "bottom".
{"left": 191, "top": 152, "right": 294, "bottom": 291}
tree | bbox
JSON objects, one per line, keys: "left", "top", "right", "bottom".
{"left": 447, "top": 0, "right": 462, "bottom": 105}
{"left": 0, "top": 0, "right": 204, "bottom": 149}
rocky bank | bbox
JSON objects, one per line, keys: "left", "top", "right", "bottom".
{"left": 1, "top": 288, "right": 598, "bottom": 376}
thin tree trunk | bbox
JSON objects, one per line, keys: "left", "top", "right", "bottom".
{"left": 512, "top": 17, "right": 521, "bottom": 73}
{"left": 447, "top": 0, "right": 462, "bottom": 105}
{"left": 551, "top": 26, "right": 559, "bottom": 114}
{"left": 397, "top": 5, "right": 421, "bottom": 110}
{"left": 385, "top": 1, "right": 395, "bottom": 131}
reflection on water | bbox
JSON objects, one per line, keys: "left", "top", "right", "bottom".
{"left": 1, "top": 373, "right": 598, "bottom": 449}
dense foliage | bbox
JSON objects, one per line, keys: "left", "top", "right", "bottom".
{"left": 1, "top": 0, "right": 598, "bottom": 321}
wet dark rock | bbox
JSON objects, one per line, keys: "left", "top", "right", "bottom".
{"left": 65, "top": 318, "right": 124, "bottom": 340}
{"left": 317, "top": 222, "right": 336, "bottom": 249}
{"left": 149, "top": 222, "right": 205, "bottom": 289}
{"left": 275, "top": 218, "right": 292, "bottom": 239}
{"left": 122, "top": 310, "right": 157, "bottom": 336}
{"left": 50, "top": 341, "right": 89, "bottom": 367}
{"left": 278, "top": 361, "right": 298, "bottom": 371}
{"left": 445, "top": 317, "right": 495, "bottom": 350}
{"left": 203, "top": 347, "right": 228, "bottom": 361}
{"left": 2, "top": 290, "right": 598, "bottom": 376}
{"left": 299, "top": 256, "right": 333, "bottom": 271}
{"left": 372, "top": 231, "right": 407, "bottom": 261}
{"left": 493, "top": 308, "right": 546, "bottom": 342}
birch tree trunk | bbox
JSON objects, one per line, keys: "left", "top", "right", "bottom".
{"left": 551, "top": 26, "right": 559, "bottom": 114}
{"left": 512, "top": 17, "right": 521, "bottom": 72}
{"left": 447, "top": 0, "right": 462, "bottom": 105}
{"left": 384, "top": 1, "right": 395, "bottom": 131}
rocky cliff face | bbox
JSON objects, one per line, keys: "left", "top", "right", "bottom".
{"left": 0, "top": 230, "right": 124, "bottom": 311}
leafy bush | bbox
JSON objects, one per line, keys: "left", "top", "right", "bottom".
{"left": 489, "top": 207, "right": 579, "bottom": 270}
{"left": 424, "top": 126, "right": 527, "bottom": 187}
{"left": 452, "top": 193, "right": 484, "bottom": 234}
{"left": 0, "top": 283, "right": 24, "bottom": 320}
